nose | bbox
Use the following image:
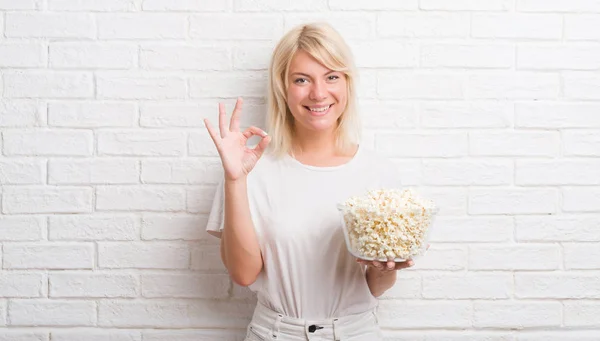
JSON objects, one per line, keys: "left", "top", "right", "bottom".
{"left": 309, "top": 80, "right": 327, "bottom": 101}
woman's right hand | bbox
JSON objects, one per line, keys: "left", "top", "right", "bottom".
{"left": 204, "top": 98, "right": 271, "bottom": 182}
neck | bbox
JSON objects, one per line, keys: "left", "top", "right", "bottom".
{"left": 291, "top": 126, "right": 338, "bottom": 158}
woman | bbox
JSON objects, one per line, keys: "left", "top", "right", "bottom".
{"left": 205, "top": 23, "right": 413, "bottom": 341}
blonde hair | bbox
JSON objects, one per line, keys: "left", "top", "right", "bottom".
{"left": 266, "top": 22, "right": 361, "bottom": 158}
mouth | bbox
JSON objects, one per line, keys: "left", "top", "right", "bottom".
{"left": 303, "top": 104, "right": 333, "bottom": 116}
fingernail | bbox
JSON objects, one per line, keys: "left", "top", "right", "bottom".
{"left": 262, "top": 131, "right": 268, "bottom": 136}
{"left": 408, "top": 261, "right": 414, "bottom": 266}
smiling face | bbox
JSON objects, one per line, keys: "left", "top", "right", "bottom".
{"left": 286, "top": 49, "right": 348, "bottom": 136}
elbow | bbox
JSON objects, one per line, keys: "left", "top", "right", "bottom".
{"left": 230, "top": 272, "right": 259, "bottom": 287}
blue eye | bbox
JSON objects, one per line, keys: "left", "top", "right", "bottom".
{"left": 294, "top": 78, "right": 308, "bottom": 84}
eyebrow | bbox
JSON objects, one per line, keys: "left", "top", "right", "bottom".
{"left": 290, "top": 71, "right": 337, "bottom": 78}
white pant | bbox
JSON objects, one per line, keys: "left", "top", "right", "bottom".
{"left": 244, "top": 302, "right": 384, "bottom": 341}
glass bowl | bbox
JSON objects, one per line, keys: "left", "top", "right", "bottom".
{"left": 337, "top": 204, "right": 439, "bottom": 263}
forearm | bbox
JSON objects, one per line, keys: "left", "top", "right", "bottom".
{"left": 222, "top": 178, "right": 263, "bottom": 286}
{"left": 366, "top": 267, "right": 397, "bottom": 297}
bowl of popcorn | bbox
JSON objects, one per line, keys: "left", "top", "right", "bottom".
{"left": 337, "top": 188, "right": 438, "bottom": 262}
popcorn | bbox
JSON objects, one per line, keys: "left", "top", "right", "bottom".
{"left": 338, "top": 188, "right": 437, "bottom": 260}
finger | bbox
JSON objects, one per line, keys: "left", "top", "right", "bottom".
{"left": 253, "top": 135, "right": 271, "bottom": 159}
{"left": 218, "top": 103, "right": 228, "bottom": 138}
{"left": 203, "top": 119, "right": 221, "bottom": 147}
{"left": 229, "top": 97, "right": 243, "bottom": 132}
{"left": 372, "top": 261, "right": 384, "bottom": 270}
{"left": 395, "top": 259, "right": 414, "bottom": 270}
{"left": 242, "top": 126, "right": 268, "bottom": 139}
{"left": 387, "top": 260, "right": 395, "bottom": 270}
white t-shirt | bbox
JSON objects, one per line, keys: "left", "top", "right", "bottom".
{"left": 206, "top": 146, "right": 401, "bottom": 319}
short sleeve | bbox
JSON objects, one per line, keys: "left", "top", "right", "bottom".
{"left": 206, "top": 179, "right": 225, "bottom": 239}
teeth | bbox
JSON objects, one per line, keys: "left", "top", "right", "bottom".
{"left": 309, "top": 105, "right": 331, "bottom": 112}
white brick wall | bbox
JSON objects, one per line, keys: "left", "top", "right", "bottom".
{"left": 0, "top": 1, "right": 598, "bottom": 339}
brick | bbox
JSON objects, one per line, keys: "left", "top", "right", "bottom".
{"left": 565, "top": 243, "right": 600, "bottom": 269}
{"left": 98, "top": 131, "right": 186, "bottom": 156}
{"left": 419, "top": 187, "right": 468, "bottom": 216}
{"left": 516, "top": 216, "right": 600, "bottom": 242}
{"left": 470, "top": 131, "right": 559, "bottom": 156}
{"left": 3, "top": 243, "right": 94, "bottom": 269}
{"left": 358, "top": 70, "right": 377, "bottom": 98}
{"left": 563, "top": 187, "right": 600, "bottom": 212}
{"left": 0, "top": 100, "right": 39, "bottom": 127}
{"left": 378, "top": 72, "right": 465, "bottom": 99}
{"left": 469, "top": 245, "right": 560, "bottom": 270}
{"left": 187, "top": 186, "right": 219, "bottom": 214}
{"left": 9, "top": 300, "right": 95, "bottom": 326}
{"left": 51, "top": 330, "right": 141, "bottom": 341}
{"left": 50, "top": 272, "right": 138, "bottom": 298}
{"left": 48, "top": 102, "right": 136, "bottom": 128}
{"left": 98, "top": 300, "right": 255, "bottom": 328}
{"left": 376, "top": 133, "right": 468, "bottom": 157}
{"left": 468, "top": 73, "right": 559, "bottom": 99}
{"left": 97, "top": 186, "right": 186, "bottom": 212}
{"left": 378, "top": 301, "right": 472, "bottom": 328}
{"left": 141, "top": 44, "right": 230, "bottom": 71}
{"left": 0, "top": 216, "right": 44, "bottom": 241}
{"left": 235, "top": 0, "right": 327, "bottom": 11}
{"left": 473, "top": 301, "right": 562, "bottom": 329}
{"left": 516, "top": 160, "right": 600, "bottom": 185}
{"left": 142, "top": 159, "right": 221, "bottom": 185}
{"left": 390, "top": 160, "right": 422, "bottom": 186}
{"left": 50, "top": 42, "right": 137, "bottom": 69}
{"left": 0, "top": 331, "right": 48, "bottom": 341}
{"left": 0, "top": 273, "right": 45, "bottom": 298}
{"left": 518, "top": 0, "right": 600, "bottom": 12}
{"left": 422, "top": 159, "right": 512, "bottom": 185}
{"left": 564, "top": 301, "right": 600, "bottom": 327}
{"left": 472, "top": 14, "right": 562, "bottom": 39}
{"left": 566, "top": 14, "right": 600, "bottom": 40}
{"left": 0, "top": 0, "right": 40, "bottom": 9}
{"left": 469, "top": 189, "right": 557, "bottom": 215}
{"left": 421, "top": 44, "right": 513, "bottom": 69}
{"left": 143, "top": 330, "right": 242, "bottom": 341}
{"left": 96, "top": 73, "right": 186, "bottom": 100}
{"left": 233, "top": 42, "right": 273, "bottom": 70}
{"left": 99, "top": 242, "right": 189, "bottom": 269}
{"left": 97, "top": 14, "right": 186, "bottom": 39}
{"left": 49, "top": 158, "right": 139, "bottom": 185}
{"left": 351, "top": 41, "right": 418, "bottom": 68}
{"left": 516, "top": 102, "right": 600, "bottom": 128}
{"left": 3, "top": 71, "right": 93, "bottom": 99}
{"left": 421, "top": 0, "right": 511, "bottom": 10}
{"left": 516, "top": 332, "right": 600, "bottom": 341}
{"left": 430, "top": 216, "right": 512, "bottom": 243}
{"left": 411, "top": 247, "right": 467, "bottom": 271}
{"left": 49, "top": 215, "right": 139, "bottom": 241}
{"left": 564, "top": 130, "right": 600, "bottom": 156}
{"left": 378, "top": 13, "right": 469, "bottom": 38}
{"left": 518, "top": 44, "right": 600, "bottom": 70}
{"left": 423, "top": 273, "right": 511, "bottom": 299}
{"left": 0, "top": 159, "right": 44, "bottom": 184}
{"left": 5, "top": 13, "right": 94, "bottom": 38}
{"left": 2, "top": 187, "right": 93, "bottom": 214}
{"left": 191, "top": 245, "right": 227, "bottom": 271}
{"left": 232, "top": 283, "right": 256, "bottom": 300}
{"left": 284, "top": 14, "right": 376, "bottom": 40}
{"left": 189, "top": 72, "right": 267, "bottom": 98}
{"left": 190, "top": 14, "right": 283, "bottom": 40}
{"left": 0, "top": 43, "right": 45, "bottom": 67}
{"left": 379, "top": 273, "right": 421, "bottom": 299}
{"left": 142, "top": 214, "right": 208, "bottom": 241}
{"left": 358, "top": 101, "right": 417, "bottom": 129}
{"left": 330, "top": 0, "right": 417, "bottom": 10}
{"left": 515, "top": 273, "right": 600, "bottom": 299}
{"left": 142, "top": 273, "right": 229, "bottom": 298}
{"left": 421, "top": 101, "right": 512, "bottom": 128}
{"left": 3, "top": 130, "right": 92, "bottom": 156}
{"left": 564, "top": 72, "right": 600, "bottom": 99}
{"left": 143, "top": 0, "right": 227, "bottom": 11}
{"left": 386, "top": 331, "right": 514, "bottom": 341}
{"left": 48, "top": 0, "right": 137, "bottom": 11}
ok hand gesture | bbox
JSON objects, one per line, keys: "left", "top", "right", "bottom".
{"left": 204, "top": 98, "right": 271, "bottom": 182}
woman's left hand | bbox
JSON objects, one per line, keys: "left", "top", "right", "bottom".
{"left": 356, "top": 258, "right": 414, "bottom": 272}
